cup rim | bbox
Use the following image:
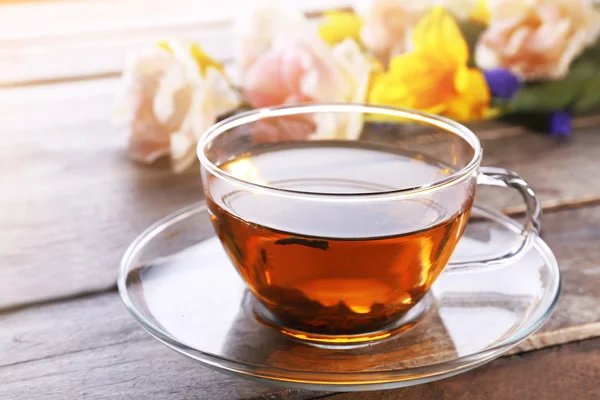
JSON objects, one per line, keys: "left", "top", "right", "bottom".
{"left": 197, "top": 103, "right": 482, "bottom": 200}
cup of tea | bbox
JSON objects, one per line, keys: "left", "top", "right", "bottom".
{"left": 197, "top": 103, "right": 541, "bottom": 347}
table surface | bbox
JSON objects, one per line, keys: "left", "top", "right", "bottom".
{"left": 2, "top": 1, "right": 600, "bottom": 399}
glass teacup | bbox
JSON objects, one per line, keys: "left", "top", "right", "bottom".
{"left": 197, "top": 103, "right": 541, "bottom": 346}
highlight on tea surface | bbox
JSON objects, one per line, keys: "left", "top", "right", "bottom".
{"left": 116, "top": 0, "right": 600, "bottom": 173}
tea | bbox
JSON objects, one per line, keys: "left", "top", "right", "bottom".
{"left": 206, "top": 141, "right": 472, "bottom": 336}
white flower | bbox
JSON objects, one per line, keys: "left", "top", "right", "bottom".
{"left": 117, "top": 41, "right": 240, "bottom": 173}
{"left": 439, "top": 0, "right": 481, "bottom": 20}
{"left": 312, "top": 39, "right": 373, "bottom": 140}
{"left": 476, "top": 0, "right": 600, "bottom": 81}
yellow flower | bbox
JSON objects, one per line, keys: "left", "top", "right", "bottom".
{"left": 189, "top": 43, "right": 225, "bottom": 76}
{"left": 368, "top": 7, "right": 490, "bottom": 121}
{"left": 157, "top": 40, "right": 224, "bottom": 76}
{"left": 318, "top": 11, "right": 363, "bottom": 46}
{"left": 470, "top": 0, "right": 490, "bottom": 25}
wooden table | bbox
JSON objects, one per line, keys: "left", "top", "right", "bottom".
{"left": 2, "top": 1, "right": 600, "bottom": 399}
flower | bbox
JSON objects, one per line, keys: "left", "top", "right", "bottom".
{"left": 117, "top": 41, "right": 240, "bottom": 173}
{"left": 319, "top": 11, "right": 363, "bottom": 46}
{"left": 237, "top": 3, "right": 373, "bottom": 140}
{"left": 235, "top": 2, "right": 309, "bottom": 79}
{"left": 368, "top": 7, "right": 491, "bottom": 121}
{"left": 251, "top": 115, "right": 318, "bottom": 144}
{"left": 355, "top": 0, "right": 432, "bottom": 63}
{"left": 476, "top": 0, "right": 600, "bottom": 81}
{"left": 550, "top": 111, "right": 571, "bottom": 138}
{"left": 483, "top": 68, "right": 522, "bottom": 98}
{"left": 355, "top": 0, "right": 480, "bottom": 63}
{"left": 442, "top": 0, "right": 484, "bottom": 20}
{"left": 470, "top": 0, "right": 491, "bottom": 25}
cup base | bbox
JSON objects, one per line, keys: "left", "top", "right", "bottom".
{"left": 244, "top": 291, "right": 432, "bottom": 349}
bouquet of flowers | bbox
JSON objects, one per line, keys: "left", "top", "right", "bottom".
{"left": 116, "top": 0, "right": 600, "bottom": 173}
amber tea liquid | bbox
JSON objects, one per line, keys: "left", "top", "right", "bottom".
{"left": 206, "top": 141, "right": 472, "bottom": 339}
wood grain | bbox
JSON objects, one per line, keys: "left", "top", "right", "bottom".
{"left": 1, "top": 78, "right": 600, "bottom": 310}
{"left": 0, "top": 0, "right": 349, "bottom": 87}
{"left": 515, "top": 204, "right": 600, "bottom": 351}
{"left": 1, "top": 204, "right": 600, "bottom": 399}
{"left": 323, "top": 339, "right": 600, "bottom": 400}
{"left": 0, "top": 292, "right": 327, "bottom": 400}
{"left": 0, "top": 80, "right": 201, "bottom": 309}
{"left": 1, "top": 1, "right": 598, "bottom": 398}
{"left": 479, "top": 120, "right": 600, "bottom": 214}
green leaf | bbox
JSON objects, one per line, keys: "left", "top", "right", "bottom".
{"left": 508, "top": 59, "right": 600, "bottom": 113}
{"left": 508, "top": 81, "right": 582, "bottom": 112}
{"left": 579, "top": 36, "right": 600, "bottom": 61}
{"left": 572, "top": 74, "right": 600, "bottom": 113}
{"left": 569, "top": 40, "right": 600, "bottom": 113}
{"left": 507, "top": 39, "right": 600, "bottom": 113}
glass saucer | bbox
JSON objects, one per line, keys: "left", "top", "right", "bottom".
{"left": 118, "top": 202, "right": 560, "bottom": 391}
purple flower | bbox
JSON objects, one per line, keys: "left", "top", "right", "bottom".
{"left": 483, "top": 68, "right": 522, "bottom": 99}
{"left": 550, "top": 111, "right": 571, "bottom": 138}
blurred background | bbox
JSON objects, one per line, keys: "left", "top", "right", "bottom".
{"left": 0, "top": 0, "right": 346, "bottom": 88}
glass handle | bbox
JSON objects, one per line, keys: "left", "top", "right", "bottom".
{"left": 446, "top": 166, "right": 542, "bottom": 273}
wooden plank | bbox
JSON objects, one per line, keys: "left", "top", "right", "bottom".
{"left": 0, "top": 293, "right": 325, "bottom": 400}
{"left": 0, "top": 0, "right": 346, "bottom": 41}
{"left": 1, "top": 78, "right": 600, "bottom": 309}
{"left": 1, "top": 204, "right": 600, "bottom": 399}
{"left": 479, "top": 119, "right": 600, "bottom": 214}
{"left": 1, "top": 289, "right": 600, "bottom": 399}
{"left": 323, "top": 338, "right": 600, "bottom": 400}
{"left": 515, "top": 204, "right": 600, "bottom": 351}
{"left": 0, "top": 0, "right": 349, "bottom": 87}
{"left": 0, "top": 79, "right": 202, "bottom": 309}
{"left": 0, "top": 0, "right": 347, "bottom": 39}
{"left": 0, "top": 24, "right": 231, "bottom": 87}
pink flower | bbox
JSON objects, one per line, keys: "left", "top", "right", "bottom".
{"left": 251, "top": 115, "right": 318, "bottom": 144}
{"left": 356, "top": 0, "right": 432, "bottom": 63}
{"left": 476, "top": 0, "right": 600, "bottom": 81}
{"left": 243, "top": 38, "right": 350, "bottom": 109}
{"left": 237, "top": 3, "right": 373, "bottom": 140}
{"left": 235, "top": 2, "right": 309, "bottom": 78}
